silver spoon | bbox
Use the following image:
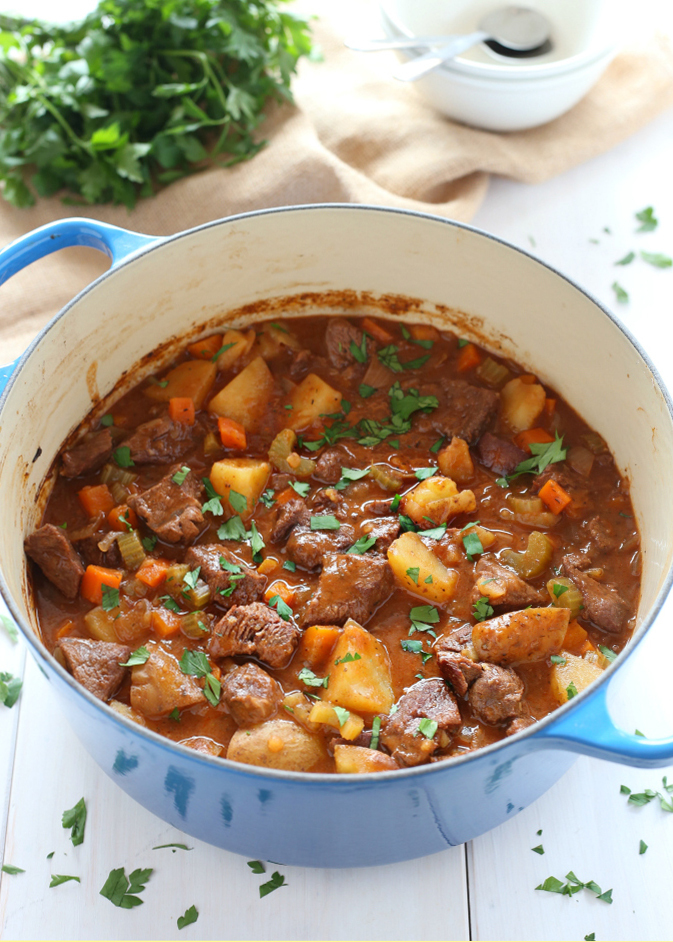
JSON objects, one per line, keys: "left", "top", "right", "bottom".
{"left": 388, "top": 7, "right": 551, "bottom": 83}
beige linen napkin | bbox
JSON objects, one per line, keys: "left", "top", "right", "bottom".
{"left": 2, "top": 0, "right": 673, "bottom": 362}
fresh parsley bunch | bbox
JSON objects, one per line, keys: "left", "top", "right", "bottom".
{"left": 0, "top": 0, "right": 312, "bottom": 208}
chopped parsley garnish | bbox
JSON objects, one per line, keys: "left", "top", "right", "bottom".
{"left": 424, "top": 575, "right": 433, "bottom": 584}
{"left": 347, "top": 535, "right": 377, "bottom": 555}
{"left": 101, "top": 584, "right": 120, "bottom": 612}
{"left": 635, "top": 728, "right": 646, "bottom": 737}
{"left": 100, "top": 867, "right": 153, "bottom": 909}
{"left": 171, "top": 465, "right": 191, "bottom": 485}
{"left": 2, "top": 864, "right": 24, "bottom": 874}
{"left": 635, "top": 206, "right": 658, "bottom": 232}
{"left": 390, "top": 493, "right": 402, "bottom": 512}
{"left": 183, "top": 567, "right": 202, "bottom": 590}
{"left": 550, "top": 655, "right": 567, "bottom": 665}
{"left": 100, "top": 414, "right": 114, "bottom": 427}
{"left": 49, "top": 874, "right": 81, "bottom": 888}
{"left": 378, "top": 344, "right": 404, "bottom": 372}
{"left": 401, "top": 324, "right": 434, "bottom": 350}
{"left": 566, "top": 682, "right": 578, "bottom": 699}
{"left": 283, "top": 560, "right": 296, "bottom": 572}
{"left": 420, "top": 524, "right": 448, "bottom": 540}
{"left": 298, "top": 667, "right": 329, "bottom": 688}
{"left": 415, "top": 467, "right": 437, "bottom": 481}
{"left": 615, "top": 251, "right": 635, "bottom": 266}
{"left": 147, "top": 377, "right": 169, "bottom": 389}
{"left": 536, "top": 872, "right": 612, "bottom": 903}
{"left": 210, "top": 341, "right": 236, "bottom": 363}
{"left": 160, "top": 595, "right": 181, "bottom": 613}
{"left": 641, "top": 251, "right": 672, "bottom": 268}
{"left": 119, "top": 646, "right": 150, "bottom": 667}
{"left": 290, "top": 481, "right": 310, "bottom": 497}
{"left": 259, "top": 871, "right": 286, "bottom": 898}
{"left": 335, "top": 466, "right": 370, "bottom": 490}
{"left": 228, "top": 489, "right": 248, "bottom": 514}
{"left": 310, "top": 515, "right": 340, "bottom": 531}
{"left": 350, "top": 335, "right": 368, "bottom": 364}
{"left": 177, "top": 905, "right": 199, "bottom": 930}
{"left": 142, "top": 535, "right": 158, "bottom": 553}
{"left": 552, "top": 583, "right": 569, "bottom": 598}
{"left": 201, "top": 478, "right": 223, "bottom": 516}
{"left": 62, "top": 798, "right": 87, "bottom": 846}
{"left": 259, "top": 488, "right": 276, "bottom": 508}
{"left": 169, "top": 708, "right": 180, "bottom": 721}
{"left": 217, "top": 515, "right": 247, "bottom": 541}
{"left": 334, "top": 652, "right": 361, "bottom": 665}
{"left": 612, "top": 281, "right": 629, "bottom": 304}
{"left": 401, "top": 638, "right": 424, "bottom": 655}
{"left": 268, "top": 594, "right": 293, "bottom": 621}
{"left": 639, "top": 839, "right": 648, "bottom": 855}
{"left": 417, "top": 717, "right": 438, "bottom": 740}
{"left": 333, "top": 706, "right": 350, "bottom": 727}
{"left": 462, "top": 530, "right": 484, "bottom": 561}
{"left": 409, "top": 605, "right": 439, "bottom": 637}
{"left": 496, "top": 432, "right": 567, "bottom": 487}
{"left": 250, "top": 521, "right": 265, "bottom": 560}
{"left": 473, "top": 597, "right": 494, "bottom": 622}
{"left": 531, "top": 844, "right": 544, "bottom": 855}
{"left": 179, "top": 649, "right": 221, "bottom": 706}
{"left": 247, "top": 860, "right": 266, "bottom": 874}
{"left": 370, "top": 716, "right": 382, "bottom": 750}
{"left": 112, "top": 446, "right": 134, "bottom": 468}
{"left": 620, "top": 775, "right": 673, "bottom": 811}
{"left": 457, "top": 338, "right": 468, "bottom": 348}
{"left": 406, "top": 566, "right": 420, "bottom": 584}
{"left": 359, "top": 384, "right": 377, "bottom": 398}
{"left": 430, "top": 437, "right": 445, "bottom": 454}
{"left": 0, "top": 672, "right": 22, "bottom": 709}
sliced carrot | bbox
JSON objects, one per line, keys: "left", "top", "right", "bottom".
{"left": 136, "top": 557, "right": 171, "bottom": 589}
{"left": 55, "top": 620, "right": 75, "bottom": 640}
{"left": 78, "top": 484, "right": 115, "bottom": 519}
{"left": 151, "top": 608, "right": 181, "bottom": 639}
{"left": 299, "top": 625, "right": 341, "bottom": 669}
{"left": 187, "top": 334, "right": 223, "bottom": 361}
{"left": 217, "top": 415, "right": 247, "bottom": 450}
{"left": 275, "top": 487, "right": 297, "bottom": 506}
{"left": 410, "top": 324, "right": 440, "bottom": 342}
{"left": 264, "top": 580, "right": 295, "bottom": 607}
{"left": 513, "top": 428, "right": 555, "bottom": 453}
{"left": 563, "top": 618, "right": 588, "bottom": 654}
{"left": 80, "top": 565, "right": 122, "bottom": 605}
{"left": 169, "top": 397, "right": 195, "bottom": 426}
{"left": 362, "top": 317, "right": 394, "bottom": 345}
{"left": 107, "top": 503, "right": 139, "bottom": 533}
{"left": 257, "top": 557, "right": 279, "bottom": 576}
{"left": 543, "top": 397, "right": 556, "bottom": 419}
{"left": 456, "top": 342, "right": 481, "bottom": 372}
{"left": 539, "top": 478, "right": 572, "bottom": 515}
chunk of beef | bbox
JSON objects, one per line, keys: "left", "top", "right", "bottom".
{"left": 288, "top": 348, "right": 313, "bottom": 380}
{"left": 333, "top": 729, "right": 374, "bottom": 750}
{"left": 300, "top": 553, "right": 394, "bottom": 627}
{"left": 438, "top": 623, "right": 474, "bottom": 654}
{"left": 315, "top": 447, "right": 346, "bottom": 484}
{"left": 125, "top": 415, "right": 194, "bottom": 464}
{"left": 506, "top": 714, "right": 536, "bottom": 737}
{"left": 419, "top": 380, "right": 499, "bottom": 446}
{"left": 562, "top": 554, "right": 629, "bottom": 633}
{"left": 468, "top": 664, "right": 524, "bottom": 725}
{"left": 583, "top": 516, "right": 619, "bottom": 553}
{"left": 362, "top": 517, "right": 401, "bottom": 554}
{"left": 286, "top": 523, "right": 355, "bottom": 570}
{"left": 436, "top": 648, "right": 483, "bottom": 697}
{"left": 61, "top": 430, "right": 113, "bottom": 478}
{"left": 472, "top": 556, "right": 545, "bottom": 610}
{"left": 75, "top": 534, "right": 122, "bottom": 569}
{"left": 209, "top": 602, "right": 300, "bottom": 668}
{"left": 325, "top": 317, "right": 374, "bottom": 371}
{"left": 476, "top": 432, "right": 527, "bottom": 477}
{"left": 128, "top": 470, "right": 204, "bottom": 545}
{"left": 310, "top": 487, "right": 345, "bottom": 516}
{"left": 270, "top": 497, "right": 310, "bottom": 544}
{"left": 380, "top": 679, "right": 461, "bottom": 767}
{"left": 270, "top": 472, "right": 292, "bottom": 491}
{"left": 130, "top": 642, "right": 204, "bottom": 717}
{"left": 58, "top": 638, "right": 131, "bottom": 701}
{"left": 185, "top": 544, "right": 266, "bottom": 611}
{"left": 24, "top": 524, "right": 85, "bottom": 600}
{"left": 221, "top": 663, "right": 283, "bottom": 726}
{"left": 366, "top": 498, "right": 393, "bottom": 516}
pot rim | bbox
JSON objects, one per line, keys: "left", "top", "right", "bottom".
{"left": 2, "top": 202, "right": 672, "bottom": 783}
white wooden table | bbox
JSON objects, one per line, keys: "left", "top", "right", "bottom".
{"left": 3, "top": 4, "right": 673, "bottom": 940}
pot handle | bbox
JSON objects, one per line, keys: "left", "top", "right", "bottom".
{"left": 531, "top": 678, "right": 673, "bottom": 768}
{"left": 0, "top": 218, "right": 159, "bottom": 286}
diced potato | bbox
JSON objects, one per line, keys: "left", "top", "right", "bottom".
{"left": 402, "top": 475, "right": 476, "bottom": 526}
{"left": 466, "top": 524, "right": 497, "bottom": 550}
{"left": 286, "top": 373, "right": 342, "bottom": 431}
{"left": 208, "top": 356, "right": 275, "bottom": 432}
{"left": 130, "top": 642, "right": 204, "bottom": 718}
{"left": 83, "top": 599, "right": 152, "bottom": 645}
{"left": 438, "top": 437, "right": 474, "bottom": 483}
{"left": 210, "top": 458, "right": 271, "bottom": 520}
{"left": 215, "top": 328, "right": 255, "bottom": 371}
{"left": 144, "top": 360, "right": 216, "bottom": 409}
{"left": 299, "top": 625, "right": 342, "bottom": 669}
{"left": 282, "top": 691, "right": 321, "bottom": 731}
{"left": 83, "top": 606, "right": 118, "bottom": 643}
{"left": 108, "top": 700, "right": 147, "bottom": 727}
{"left": 387, "top": 531, "right": 458, "bottom": 604}
{"left": 326, "top": 621, "right": 394, "bottom": 715}
{"left": 308, "top": 701, "right": 365, "bottom": 740}
{"left": 473, "top": 607, "right": 570, "bottom": 665}
{"left": 256, "top": 323, "right": 302, "bottom": 359}
{"left": 334, "top": 744, "right": 400, "bottom": 774}
{"left": 500, "top": 377, "right": 546, "bottom": 432}
{"left": 227, "top": 718, "right": 327, "bottom": 771}
{"left": 559, "top": 618, "right": 588, "bottom": 654}
{"left": 550, "top": 651, "right": 604, "bottom": 704}
{"left": 178, "top": 736, "right": 224, "bottom": 757}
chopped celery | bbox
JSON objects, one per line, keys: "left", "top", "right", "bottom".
{"left": 501, "top": 531, "right": 553, "bottom": 578}
{"left": 268, "top": 428, "right": 316, "bottom": 477}
{"left": 547, "top": 577, "right": 583, "bottom": 619}
{"left": 117, "top": 530, "right": 146, "bottom": 571}
{"left": 370, "top": 464, "right": 403, "bottom": 492}
{"left": 475, "top": 356, "right": 511, "bottom": 388}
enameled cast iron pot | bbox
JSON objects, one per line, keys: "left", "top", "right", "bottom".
{"left": 2, "top": 205, "right": 673, "bottom": 868}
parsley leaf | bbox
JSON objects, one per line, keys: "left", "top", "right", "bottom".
{"left": 179, "top": 650, "right": 211, "bottom": 678}
{"left": 101, "top": 584, "right": 120, "bottom": 612}
{"left": 635, "top": 206, "right": 658, "bottom": 232}
{"left": 406, "top": 566, "right": 420, "bottom": 584}
{"left": 335, "top": 466, "right": 369, "bottom": 491}
{"left": 283, "top": 560, "right": 296, "bottom": 572}
{"left": 639, "top": 839, "right": 648, "bottom": 855}
{"left": 641, "top": 251, "right": 672, "bottom": 268}
{"left": 112, "top": 446, "right": 134, "bottom": 468}
{"left": 462, "top": 530, "right": 484, "bottom": 561}
{"left": 298, "top": 667, "right": 329, "bottom": 688}
{"left": 472, "top": 597, "right": 494, "bottom": 622}
{"left": 290, "top": 481, "right": 310, "bottom": 497}
{"left": 409, "top": 605, "right": 439, "bottom": 637}
{"left": 152, "top": 843, "right": 191, "bottom": 851}
{"left": 615, "top": 251, "right": 635, "bottom": 266}
{"left": 1, "top": 864, "right": 25, "bottom": 875}
{"left": 333, "top": 705, "right": 350, "bottom": 727}
{"left": 598, "top": 644, "right": 617, "bottom": 662}
{"left": 228, "top": 489, "right": 248, "bottom": 514}
{"left": 550, "top": 654, "right": 567, "bottom": 665}
{"left": 171, "top": 465, "right": 191, "bottom": 485}
{"left": 142, "top": 535, "right": 158, "bottom": 553}
{"left": 268, "top": 594, "right": 293, "bottom": 621}
{"left": 160, "top": 595, "right": 181, "bottom": 613}
{"left": 211, "top": 341, "right": 237, "bottom": 363}
{"left": 217, "top": 515, "right": 247, "bottom": 542}
{"left": 201, "top": 478, "right": 223, "bottom": 516}
{"left": 259, "top": 488, "right": 276, "bottom": 508}
{"left": 359, "top": 384, "right": 376, "bottom": 398}
{"left": 100, "top": 867, "right": 153, "bottom": 909}
{"left": 612, "top": 281, "right": 629, "bottom": 304}
{"left": 1, "top": 614, "right": 18, "bottom": 643}
{"left": 415, "top": 467, "right": 437, "bottom": 481}
{"left": 49, "top": 874, "right": 81, "bottom": 888}
{"left": 0, "top": 672, "right": 22, "bottom": 709}
{"left": 334, "top": 652, "right": 361, "bottom": 665}
{"left": 119, "top": 646, "right": 150, "bottom": 667}
{"left": 566, "top": 682, "right": 578, "bottom": 700}
{"left": 247, "top": 860, "right": 266, "bottom": 874}
{"left": 61, "top": 797, "right": 87, "bottom": 846}
{"left": 531, "top": 845, "right": 545, "bottom": 855}
{"left": 378, "top": 345, "right": 404, "bottom": 372}
{"left": 100, "top": 414, "right": 114, "bottom": 427}
{"left": 310, "top": 515, "right": 340, "bottom": 531}
{"left": 417, "top": 717, "right": 438, "bottom": 740}
{"left": 350, "top": 335, "right": 368, "bottom": 363}
{"left": 259, "top": 871, "right": 286, "bottom": 898}
{"left": 177, "top": 905, "right": 199, "bottom": 930}
{"left": 496, "top": 432, "right": 567, "bottom": 486}
{"left": 347, "top": 535, "right": 377, "bottom": 555}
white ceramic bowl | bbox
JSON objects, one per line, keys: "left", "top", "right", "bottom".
{"left": 379, "top": 0, "right": 624, "bottom": 130}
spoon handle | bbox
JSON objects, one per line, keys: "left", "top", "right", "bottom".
{"left": 394, "top": 30, "right": 488, "bottom": 82}
{"left": 345, "top": 35, "right": 462, "bottom": 52}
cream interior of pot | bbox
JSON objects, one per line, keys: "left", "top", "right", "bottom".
{"left": 1, "top": 207, "right": 672, "bottom": 640}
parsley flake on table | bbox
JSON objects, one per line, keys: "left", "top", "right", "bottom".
{"left": 639, "top": 839, "right": 648, "bottom": 855}
{"left": 172, "top": 465, "right": 191, "bottom": 485}
{"left": 536, "top": 872, "right": 612, "bottom": 902}
{"left": 641, "top": 251, "right": 672, "bottom": 268}
{"left": 61, "top": 797, "right": 87, "bottom": 846}
{"left": 298, "top": 667, "right": 329, "bottom": 688}
{"left": 2, "top": 864, "right": 25, "bottom": 875}
{"left": 100, "top": 866, "right": 153, "bottom": 909}
{"left": 0, "top": 672, "right": 22, "bottom": 709}
{"left": 177, "top": 905, "right": 199, "bottom": 930}
{"left": 584, "top": 935, "right": 595, "bottom": 941}
{"left": 1, "top": 613, "right": 18, "bottom": 643}
{"left": 153, "top": 843, "right": 192, "bottom": 852}
{"left": 119, "top": 646, "right": 150, "bottom": 667}
{"left": 612, "top": 281, "right": 629, "bottom": 304}
{"left": 259, "top": 870, "right": 287, "bottom": 898}
{"left": 49, "top": 874, "right": 81, "bottom": 888}
{"left": 531, "top": 844, "right": 545, "bottom": 855}
{"left": 615, "top": 251, "right": 635, "bottom": 266}
{"left": 247, "top": 860, "right": 266, "bottom": 874}
{"left": 635, "top": 206, "right": 658, "bottom": 232}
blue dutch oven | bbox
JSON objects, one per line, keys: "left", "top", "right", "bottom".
{"left": 1, "top": 206, "right": 673, "bottom": 868}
